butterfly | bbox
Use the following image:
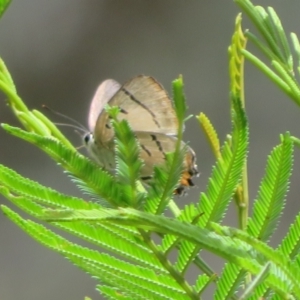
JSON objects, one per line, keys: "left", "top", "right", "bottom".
{"left": 84, "top": 75, "right": 198, "bottom": 194}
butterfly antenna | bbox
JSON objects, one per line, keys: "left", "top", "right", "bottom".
{"left": 76, "top": 144, "right": 85, "bottom": 150}
{"left": 52, "top": 123, "right": 87, "bottom": 133}
{"left": 42, "top": 105, "right": 88, "bottom": 133}
{"left": 74, "top": 129, "right": 85, "bottom": 137}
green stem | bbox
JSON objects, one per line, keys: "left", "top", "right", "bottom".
{"left": 242, "top": 49, "right": 295, "bottom": 101}
{"left": 168, "top": 199, "right": 181, "bottom": 217}
{"left": 138, "top": 229, "right": 199, "bottom": 300}
{"left": 0, "top": 80, "right": 28, "bottom": 113}
{"left": 239, "top": 38, "right": 249, "bottom": 231}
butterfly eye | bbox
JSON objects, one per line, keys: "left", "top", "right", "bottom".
{"left": 84, "top": 133, "right": 91, "bottom": 144}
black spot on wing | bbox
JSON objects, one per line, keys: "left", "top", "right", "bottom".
{"left": 187, "top": 178, "right": 194, "bottom": 186}
{"left": 150, "top": 134, "right": 166, "bottom": 159}
{"left": 175, "top": 186, "right": 185, "bottom": 195}
{"left": 119, "top": 107, "right": 128, "bottom": 114}
{"left": 121, "top": 87, "right": 161, "bottom": 128}
{"left": 141, "top": 176, "right": 152, "bottom": 181}
{"left": 141, "top": 144, "right": 151, "bottom": 156}
{"left": 105, "top": 123, "right": 111, "bottom": 129}
{"left": 188, "top": 165, "right": 198, "bottom": 176}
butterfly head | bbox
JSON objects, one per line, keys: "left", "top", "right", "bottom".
{"left": 83, "top": 132, "right": 93, "bottom": 145}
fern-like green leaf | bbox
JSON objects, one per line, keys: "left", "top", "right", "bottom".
{"left": 235, "top": 0, "right": 300, "bottom": 106}
{"left": 198, "top": 95, "right": 248, "bottom": 227}
{"left": 211, "top": 222, "right": 300, "bottom": 297}
{"left": 247, "top": 282, "right": 272, "bottom": 300}
{"left": 145, "top": 149, "right": 185, "bottom": 215}
{"left": 214, "top": 263, "right": 246, "bottom": 299}
{"left": 0, "top": 164, "right": 99, "bottom": 210}
{"left": 44, "top": 210, "right": 263, "bottom": 262}
{"left": 43, "top": 206, "right": 300, "bottom": 297}
{"left": 43, "top": 207, "right": 254, "bottom": 257}
{"left": 108, "top": 105, "right": 145, "bottom": 208}
{"left": 235, "top": 1, "right": 284, "bottom": 62}
{"left": 1, "top": 124, "right": 130, "bottom": 206}
{"left": 167, "top": 95, "right": 248, "bottom": 280}
{"left": 145, "top": 77, "right": 189, "bottom": 215}
{"left": 99, "top": 286, "right": 134, "bottom": 300}
{"left": 267, "top": 7, "right": 293, "bottom": 69}
{"left": 238, "top": 262, "right": 272, "bottom": 300}
{"left": 2, "top": 206, "right": 191, "bottom": 300}
{"left": 194, "top": 274, "right": 210, "bottom": 294}
{"left": 160, "top": 204, "right": 214, "bottom": 278}
{"left": 0, "top": 183, "right": 167, "bottom": 276}
{"left": 55, "top": 221, "right": 166, "bottom": 272}
{"left": 0, "top": 0, "right": 10, "bottom": 18}
{"left": 278, "top": 213, "right": 300, "bottom": 259}
{"left": 172, "top": 75, "right": 187, "bottom": 122}
{"left": 197, "top": 112, "right": 221, "bottom": 159}
{"left": 160, "top": 95, "right": 248, "bottom": 283}
{"left": 71, "top": 252, "right": 189, "bottom": 300}
{"left": 247, "top": 133, "right": 293, "bottom": 242}
{"left": 291, "top": 33, "right": 300, "bottom": 77}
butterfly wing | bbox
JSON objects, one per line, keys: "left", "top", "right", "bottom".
{"left": 136, "top": 132, "right": 198, "bottom": 190}
{"left": 87, "top": 76, "right": 197, "bottom": 192}
{"left": 93, "top": 75, "right": 179, "bottom": 145}
{"left": 88, "top": 79, "right": 121, "bottom": 132}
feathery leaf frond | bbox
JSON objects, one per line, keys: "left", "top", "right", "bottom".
{"left": 247, "top": 133, "right": 293, "bottom": 242}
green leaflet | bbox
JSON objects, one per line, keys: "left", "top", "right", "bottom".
{"left": 0, "top": 164, "right": 99, "bottom": 211}
{"left": 41, "top": 207, "right": 300, "bottom": 297}
{"left": 247, "top": 133, "right": 293, "bottom": 242}
{"left": 0, "top": 0, "right": 10, "bottom": 18}
{"left": 278, "top": 214, "right": 300, "bottom": 259}
{"left": 211, "top": 223, "right": 300, "bottom": 298}
{"left": 2, "top": 206, "right": 188, "bottom": 300}
{"left": 156, "top": 87, "right": 248, "bottom": 285}
{"left": 215, "top": 263, "right": 247, "bottom": 300}
{"left": 107, "top": 105, "right": 145, "bottom": 208}
{"left": 0, "top": 182, "right": 167, "bottom": 275}
{"left": 236, "top": 0, "right": 300, "bottom": 106}
{"left": 1, "top": 124, "right": 130, "bottom": 207}
{"left": 197, "top": 95, "right": 248, "bottom": 227}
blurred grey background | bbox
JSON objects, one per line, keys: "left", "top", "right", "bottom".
{"left": 0, "top": 1, "right": 299, "bottom": 299}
